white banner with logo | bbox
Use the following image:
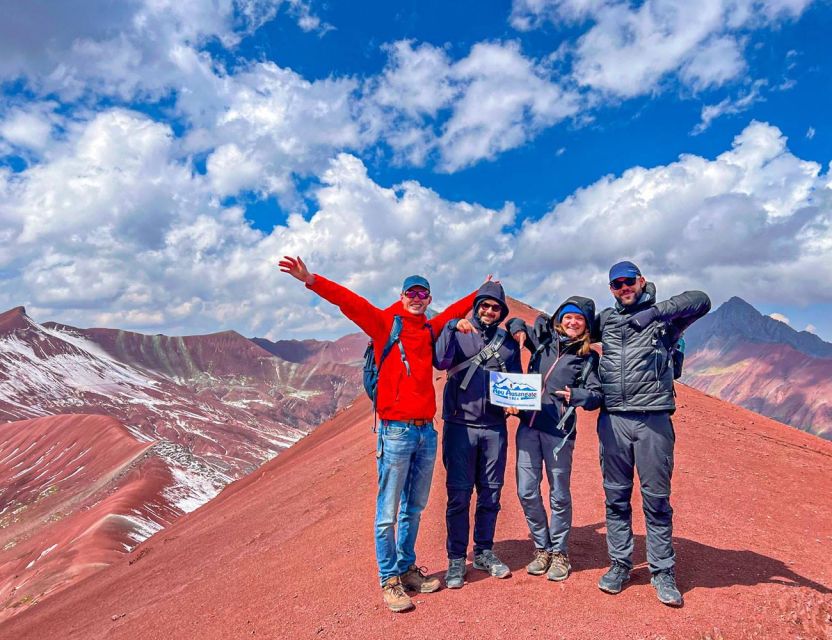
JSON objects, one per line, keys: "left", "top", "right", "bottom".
{"left": 489, "top": 372, "right": 542, "bottom": 410}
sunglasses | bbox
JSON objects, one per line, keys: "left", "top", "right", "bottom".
{"left": 404, "top": 289, "right": 430, "bottom": 300}
{"left": 479, "top": 302, "right": 502, "bottom": 312}
{"left": 610, "top": 277, "right": 638, "bottom": 290}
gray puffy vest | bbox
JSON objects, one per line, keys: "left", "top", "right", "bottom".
{"left": 597, "top": 284, "right": 711, "bottom": 413}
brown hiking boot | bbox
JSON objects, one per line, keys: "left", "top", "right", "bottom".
{"left": 526, "top": 549, "right": 552, "bottom": 575}
{"left": 381, "top": 576, "right": 414, "bottom": 612}
{"left": 547, "top": 552, "right": 571, "bottom": 581}
{"left": 400, "top": 564, "right": 441, "bottom": 593}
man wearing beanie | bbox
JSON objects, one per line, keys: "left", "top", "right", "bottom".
{"left": 593, "top": 260, "right": 711, "bottom": 606}
{"left": 279, "top": 255, "right": 481, "bottom": 613}
{"left": 434, "top": 281, "right": 522, "bottom": 588}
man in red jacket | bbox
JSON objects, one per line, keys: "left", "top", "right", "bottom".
{"left": 279, "top": 256, "right": 479, "bottom": 612}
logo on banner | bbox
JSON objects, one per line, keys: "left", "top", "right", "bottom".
{"left": 489, "top": 372, "right": 542, "bottom": 410}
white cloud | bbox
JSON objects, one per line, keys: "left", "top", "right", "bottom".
{"left": 804, "top": 323, "right": 817, "bottom": 334}
{"left": 190, "top": 61, "right": 367, "bottom": 206}
{"left": 0, "top": 0, "right": 327, "bottom": 100}
{"left": 510, "top": 0, "right": 814, "bottom": 98}
{"left": 769, "top": 312, "right": 790, "bottom": 324}
{"left": 692, "top": 79, "right": 767, "bottom": 134}
{"left": 0, "top": 102, "right": 63, "bottom": 154}
{"left": 370, "top": 40, "right": 580, "bottom": 171}
{"left": 2, "top": 119, "right": 830, "bottom": 340}
{"left": 806, "top": 126, "right": 816, "bottom": 139}
{"left": 509, "top": 121, "right": 831, "bottom": 311}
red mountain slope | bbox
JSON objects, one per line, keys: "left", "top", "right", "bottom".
{"left": 4, "top": 304, "right": 830, "bottom": 639}
{"left": 683, "top": 296, "right": 832, "bottom": 440}
{"left": 0, "top": 307, "right": 364, "bottom": 478}
{"left": 0, "top": 415, "right": 186, "bottom": 622}
{"left": 684, "top": 342, "right": 832, "bottom": 440}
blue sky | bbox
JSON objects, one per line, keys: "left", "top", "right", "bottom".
{"left": 1, "top": 0, "right": 830, "bottom": 340}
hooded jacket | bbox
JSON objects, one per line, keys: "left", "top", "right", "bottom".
{"left": 434, "top": 281, "right": 522, "bottom": 427}
{"left": 506, "top": 296, "right": 603, "bottom": 437}
{"left": 308, "top": 275, "right": 477, "bottom": 421}
{"left": 592, "top": 283, "right": 711, "bottom": 413}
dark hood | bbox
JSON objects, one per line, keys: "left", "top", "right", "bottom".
{"left": 552, "top": 295, "right": 596, "bottom": 331}
{"left": 472, "top": 281, "right": 509, "bottom": 327}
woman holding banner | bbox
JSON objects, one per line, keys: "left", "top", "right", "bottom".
{"left": 506, "top": 296, "right": 603, "bottom": 582}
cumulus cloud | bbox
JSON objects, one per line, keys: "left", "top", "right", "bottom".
{"left": 369, "top": 40, "right": 580, "bottom": 171}
{"left": 188, "top": 61, "right": 368, "bottom": 207}
{"left": 510, "top": 0, "right": 814, "bottom": 98}
{"left": 1, "top": 118, "right": 830, "bottom": 340}
{"left": 769, "top": 312, "right": 790, "bottom": 324}
{"left": 508, "top": 121, "right": 830, "bottom": 310}
{"left": 0, "top": 0, "right": 327, "bottom": 100}
{"left": 804, "top": 323, "right": 817, "bottom": 334}
{"left": 0, "top": 102, "right": 63, "bottom": 154}
{"left": 0, "top": 111, "right": 514, "bottom": 337}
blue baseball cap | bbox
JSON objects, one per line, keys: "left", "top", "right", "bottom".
{"left": 402, "top": 275, "right": 430, "bottom": 292}
{"left": 609, "top": 261, "right": 641, "bottom": 283}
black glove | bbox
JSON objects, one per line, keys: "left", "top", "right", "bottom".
{"left": 625, "top": 307, "right": 659, "bottom": 331}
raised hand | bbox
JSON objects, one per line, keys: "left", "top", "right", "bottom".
{"left": 278, "top": 255, "right": 315, "bottom": 285}
{"left": 554, "top": 386, "right": 572, "bottom": 404}
{"left": 625, "top": 307, "right": 659, "bottom": 332}
{"left": 455, "top": 318, "right": 476, "bottom": 334}
{"left": 512, "top": 330, "right": 526, "bottom": 348}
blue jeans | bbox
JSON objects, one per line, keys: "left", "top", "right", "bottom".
{"left": 375, "top": 420, "right": 438, "bottom": 585}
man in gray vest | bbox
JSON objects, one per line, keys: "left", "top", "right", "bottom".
{"left": 593, "top": 261, "right": 710, "bottom": 607}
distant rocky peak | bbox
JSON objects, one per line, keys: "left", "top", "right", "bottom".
{"left": 688, "top": 296, "right": 832, "bottom": 359}
{"left": 0, "top": 306, "right": 33, "bottom": 334}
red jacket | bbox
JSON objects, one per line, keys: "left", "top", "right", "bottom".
{"left": 308, "top": 275, "right": 477, "bottom": 421}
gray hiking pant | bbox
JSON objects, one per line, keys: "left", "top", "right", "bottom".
{"left": 515, "top": 424, "right": 575, "bottom": 554}
{"left": 598, "top": 411, "right": 675, "bottom": 574}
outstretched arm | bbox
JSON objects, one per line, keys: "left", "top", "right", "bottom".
{"left": 624, "top": 291, "right": 711, "bottom": 333}
{"left": 278, "top": 255, "right": 386, "bottom": 339}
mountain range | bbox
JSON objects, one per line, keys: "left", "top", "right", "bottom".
{"left": 682, "top": 296, "right": 832, "bottom": 440}
{"left": 2, "top": 296, "right": 829, "bottom": 639}
{"left": 1, "top": 296, "right": 831, "bottom": 634}
{"left": 0, "top": 305, "right": 365, "bottom": 618}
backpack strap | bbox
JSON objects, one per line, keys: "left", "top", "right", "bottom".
{"left": 446, "top": 329, "right": 508, "bottom": 391}
{"left": 379, "top": 315, "right": 408, "bottom": 376}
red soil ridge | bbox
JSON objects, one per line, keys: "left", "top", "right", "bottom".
{"left": 3, "top": 300, "right": 831, "bottom": 639}
{"left": 0, "top": 415, "right": 183, "bottom": 621}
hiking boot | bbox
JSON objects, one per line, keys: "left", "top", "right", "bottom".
{"left": 526, "top": 549, "right": 552, "bottom": 576}
{"left": 651, "top": 569, "right": 683, "bottom": 607}
{"left": 381, "top": 576, "right": 414, "bottom": 613}
{"left": 400, "top": 564, "right": 441, "bottom": 593}
{"left": 445, "top": 557, "right": 466, "bottom": 589}
{"left": 547, "top": 552, "right": 571, "bottom": 581}
{"left": 473, "top": 549, "right": 511, "bottom": 578}
{"left": 598, "top": 561, "right": 630, "bottom": 594}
